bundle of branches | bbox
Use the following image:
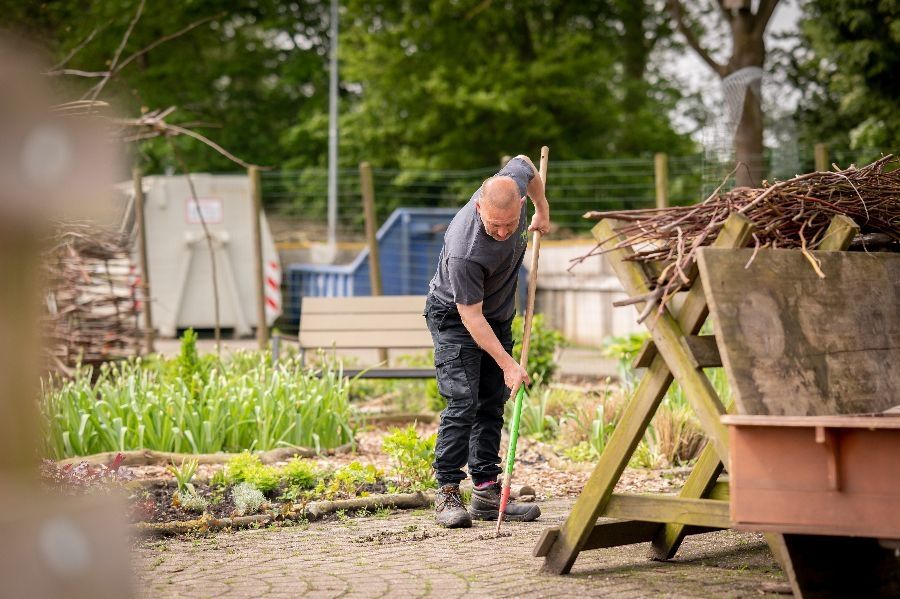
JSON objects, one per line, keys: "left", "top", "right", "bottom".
{"left": 44, "top": 222, "right": 143, "bottom": 375}
{"left": 578, "top": 155, "right": 900, "bottom": 321}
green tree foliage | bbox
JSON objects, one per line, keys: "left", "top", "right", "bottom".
{"left": 304, "top": 0, "right": 694, "bottom": 171}
{"left": 790, "top": 0, "right": 900, "bottom": 152}
{"left": 4, "top": 0, "right": 332, "bottom": 172}
{"left": 9, "top": 1, "right": 695, "bottom": 176}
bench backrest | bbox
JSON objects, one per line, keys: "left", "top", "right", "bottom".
{"left": 298, "top": 295, "right": 432, "bottom": 349}
{"left": 697, "top": 248, "right": 900, "bottom": 416}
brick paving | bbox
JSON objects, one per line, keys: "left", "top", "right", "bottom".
{"left": 133, "top": 499, "right": 789, "bottom": 598}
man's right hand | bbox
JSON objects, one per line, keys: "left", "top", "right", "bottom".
{"left": 502, "top": 358, "right": 530, "bottom": 391}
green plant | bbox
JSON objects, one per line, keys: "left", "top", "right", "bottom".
{"left": 232, "top": 482, "right": 266, "bottom": 516}
{"left": 381, "top": 425, "right": 436, "bottom": 491}
{"left": 315, "top": 462, "right": 382, "bottom": 499}
{"left": 224, "top": 452, "right": 280, "bottom": 494}
{"left": 209, "top": 469, "right": 227, "bottom": 489}
{"left": 41, "top": 349, "right": 355, "bottom": 459}
{"left": 166, "top": 458, "right": 199, "bottom": 496}
{"left": 518, "top": 386, "right": 559, "bottom": 441}
{"left": 280, "top": 457, "right": 320, "bottom": 490}
{"left": 175, "top": 490, "right": 209, "bottom": 513}
{"left": 601, "top": 331, "right": 649, "bottom": 391}
{"left": 512, "top": 313, "right": 564, "bottom": 382}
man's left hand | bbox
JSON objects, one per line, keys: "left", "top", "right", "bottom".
{"left": 528, "top": 212, "right": 550, "bottom": 235}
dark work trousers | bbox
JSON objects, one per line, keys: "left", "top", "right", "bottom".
{"left": 423, "top": 294, "right": 514, "bottom": 487}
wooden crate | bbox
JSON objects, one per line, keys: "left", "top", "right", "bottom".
{"left": 723, "top": 414, "right": 900, "bottom": 540}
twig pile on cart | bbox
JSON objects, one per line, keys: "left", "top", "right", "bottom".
{"left": 575, "top": 155, "right": 900, "bottom": 319}
{"left": 43, "top": 223, "right": 143, "bottom": 374}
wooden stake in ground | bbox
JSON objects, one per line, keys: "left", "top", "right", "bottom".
{"left": 496, "top": 145, "right": 549, "bottom": 536}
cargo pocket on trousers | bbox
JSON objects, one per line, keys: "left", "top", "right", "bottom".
{"left": 434, "top": 344, "right": 467, "bottom": 403}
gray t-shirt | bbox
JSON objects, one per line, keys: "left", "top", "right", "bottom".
{"left": 428, "top": 157, "right": 535, "bottom": 321}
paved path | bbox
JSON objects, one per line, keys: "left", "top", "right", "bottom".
{"left": 133, "top": 499, "right": 788, "bottom": 598}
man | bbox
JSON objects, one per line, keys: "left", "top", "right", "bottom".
{"left": 424, "top": 154, "right": 550, "bottom": 528}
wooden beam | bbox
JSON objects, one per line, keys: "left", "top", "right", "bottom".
{"left": 636, "top": 335, "right": 721, "bottom": 369}
{"left": 604, "top": 494, "right": 731, "bottom": 529}
{"left": 536, "top": 520, "right": 724, "bottom": 558}
{"left": 818, "top": 214, "right": 858, "bottom": 251}
{"left": 539, "top": 213, "right": 752, "bottom": 576}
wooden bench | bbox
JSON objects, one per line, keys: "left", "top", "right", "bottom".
{"left": 275, "top": 295, "right": 435, "bottom": 379}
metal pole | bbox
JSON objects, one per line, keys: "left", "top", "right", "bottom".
{"left": 326, "top": 0, "right": 340, "bottom": 249}
{"left": 133, "top": 166, "right": 155, "bottom": 354}
{"left": 249, "top": 166, "right": 268, "bottom": 349}
{"left": 360, "top": 161, "right": 387, "bottom": 365}
{"left": 654, "top": 152, "right": 669, "bottom": 209}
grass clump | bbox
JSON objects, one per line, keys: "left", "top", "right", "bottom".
{"left": 315, "top": 462, "right": 382, "bottom": 499}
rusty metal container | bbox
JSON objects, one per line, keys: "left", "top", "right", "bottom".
{"left": 722, "top": 414, "right": 900, "bottom": 539}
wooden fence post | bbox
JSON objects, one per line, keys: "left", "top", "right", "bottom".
{"left": 133, "top": 166, "right": 155, "bottom": 354}
{"left": 654, "top": 153, "right": 669, "bottom": 209}
{"left": 249, "top": 166, "right": 268, "bottom": 349}
{"left": 814, "top": 143, "right": 829, "bottom": 172}
{"left": 360, "top": 161, "right": 387, "bottom": 365}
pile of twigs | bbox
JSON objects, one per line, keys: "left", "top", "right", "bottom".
{"left": 576, "top": 155, "right": 900, "bottom": 320}
{"left": 44, "top": 223, "right": 143, "bottom": 374}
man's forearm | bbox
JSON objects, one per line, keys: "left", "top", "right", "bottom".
{"left": 458, "top": 309, "right": 514, "bottom": 368}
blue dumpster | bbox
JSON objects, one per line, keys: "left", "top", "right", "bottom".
{"left": 284, "top": 207, "right": 527, "bottom": 326}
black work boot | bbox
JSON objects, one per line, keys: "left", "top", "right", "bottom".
{"left": 434, "top": 484, "right": 472, "bottom": 528}
{"left": 469, "top": 482, "right": 541, "bottom": 522}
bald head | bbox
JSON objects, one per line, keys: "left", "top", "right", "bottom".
{"left": 476, "top": 176, "right": 524, "bottom": 241}
{"left": 481, "top": 176, "right": 521, "bottom": 211}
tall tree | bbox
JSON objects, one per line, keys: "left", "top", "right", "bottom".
{"left": 667, "top": 0, "right": 781, "bottom": 187}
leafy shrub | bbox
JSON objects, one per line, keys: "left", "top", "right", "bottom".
{"left": 225, "top": 453, "right": 280, "bottom": 494}
{"left": 381, "top": 425, "right": 436, "bottom": 491}
{"left": 315, "top": 462, "right": 382, "bottom": 499}
{"left": 513, "top": 313, "right": 564, "bottom": 382}
{"left": 232, "top": 482, "right": 266, "bottom": 515}
{"left": 280, "top": 457, "right": 320, "bottom": 490}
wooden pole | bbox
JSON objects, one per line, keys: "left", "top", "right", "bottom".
{"left": 654, "top": 152, "right": 669, "bottom": 209}
{"left": 360, "top": 161, "right": 386, "bottom": 365}
{"left": 133, "top": 167, "right": 155, "bottom": 354}
{"left": 249, "top": 166, "right": 268, "bottom": 349}
{"left": 814, "top": 143, "right": 829, "bottom": 172}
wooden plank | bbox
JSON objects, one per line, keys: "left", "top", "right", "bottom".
{"left": 301, "top": 295, "right": 426, "bottom": 314}
{"left": 698, "top": 249, "right": 900, "bottom": 416}
{"left": 339, "top": 367, "right": 435, "bottom": 379}
{"left": 300, "top": 313, "right": 426, "bottom": 333}
{"left": 603, "top": 494, "right": 731, "bottom": 529}
{"left": 611, "top": 244, "right": 730, "bottom": 463}
{"left": 722, "top": 414, "right": 900, "bottom": 429}
{"left": 537, "top": 521, "right": 724, "bottom": 557}
{"left": 299, "top": 330, "right": 433, "bottom": 349}
{"left": 635, "top": 335, "right": 720, "bottom": 369}
{"left": 539, "top": 214, "right": 753, "bottom": 576}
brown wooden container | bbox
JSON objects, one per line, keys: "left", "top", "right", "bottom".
{"left": 723, "top": 414, "right": 900, "bottom": 539}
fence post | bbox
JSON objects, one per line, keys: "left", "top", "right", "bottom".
{"left": 133, "top": 166, "right": 155, "bottom": 354}
{"left": 654, "top": 152, "right": 669, "bottom": 209}
{"left": 814, "top": 143, "right": 829, "bottom": 172}
{"left": 249, "top": 166, "right": 268, "bottom": 350}
{"left": 360, "top": 161, "right": 387, "bottom": 365}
